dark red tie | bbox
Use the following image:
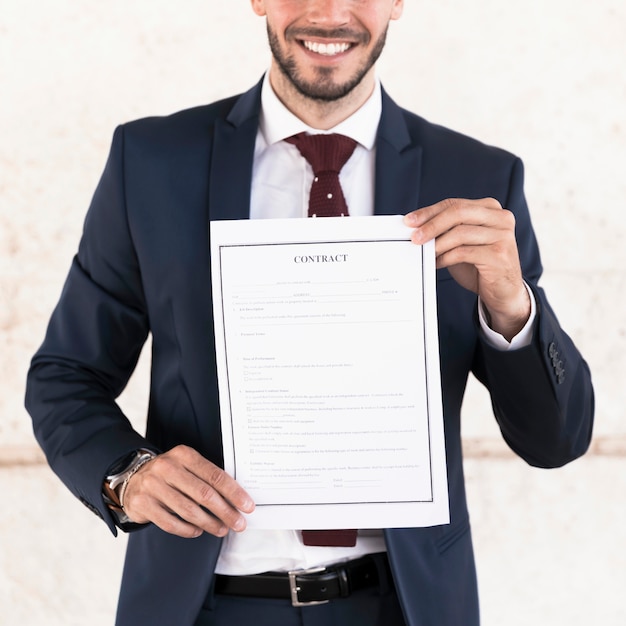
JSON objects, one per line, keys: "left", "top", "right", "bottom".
{"left": 301, "top": 529, "right": 357, "bottom": 547}
{"left": 286, "top": 133, "right": 357, "bottom": 218}
{"left": 286, "top": 132, "right": 358, "bottom": 547}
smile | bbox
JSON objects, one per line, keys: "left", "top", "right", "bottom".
{"left": 302, "top": 41, "right": 352, "bottom": 56}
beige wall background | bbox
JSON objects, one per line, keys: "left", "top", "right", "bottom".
{"left": 1, "top": 1, "right": 624, "bottom": 624}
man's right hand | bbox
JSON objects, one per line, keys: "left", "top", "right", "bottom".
{"left": 121, "top": 445, "right": 255, "bottom": 538}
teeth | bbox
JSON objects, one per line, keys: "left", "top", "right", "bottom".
{"left": 303, "top": 41, "right": 351, "bottom": 56}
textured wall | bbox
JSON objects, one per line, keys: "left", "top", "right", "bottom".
{"left": 1, "top": 1, "right": 624, "bottom": 624}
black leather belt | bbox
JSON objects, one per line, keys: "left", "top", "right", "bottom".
{"left": 214, "top": 553, "right": 389, "bottom": 607}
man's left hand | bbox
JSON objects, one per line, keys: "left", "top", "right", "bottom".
{"left": 404, "top": 197, "right": 531, "bottom": 341}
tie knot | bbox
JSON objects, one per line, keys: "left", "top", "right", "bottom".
{"left": 286, "top": 133, "right": 357, "bottom": 175}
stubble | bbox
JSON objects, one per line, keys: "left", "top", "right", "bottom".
{"left": 267, "top": 23, "right": 388, "bottom": 103}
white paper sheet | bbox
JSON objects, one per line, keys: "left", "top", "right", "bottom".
{"left": 210, "top": 215, "right": 449, "bottom": 529}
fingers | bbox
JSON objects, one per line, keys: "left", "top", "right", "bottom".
{"left": 432, "top": 222, "right": 511, "bottom": 265}
{"left": 402, "top": 197, "right": 519, "bottom": 273}
{"left": 122, "top": 445, "right": 255, "bottom": 539}
{"left": 176, "top": 445, "right": 255, "bottom": 516}
{"left": 402, "top": 197, "right": 530, "bottom": 337}
{"left": 403, "top": 197, "right": 509, "bottom": 247}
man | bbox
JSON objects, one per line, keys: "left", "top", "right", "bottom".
{"left": 26, "top": 1, "right": 594, "bottom": 625}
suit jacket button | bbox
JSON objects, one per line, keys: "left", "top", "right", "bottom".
{"left": 80, "top": 497, "right": 103, "bottom": 519}
{"left": 548, "top": 342, "right": 557, "bottom": 358}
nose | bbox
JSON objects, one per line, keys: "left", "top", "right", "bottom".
{"left": 306, "top": 0, "right": 351, "bottom": 27}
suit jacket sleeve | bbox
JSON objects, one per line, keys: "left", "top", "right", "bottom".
{"left": 472, "top": 157, "right": 594, "bottom": 467}
{"left": 25, "top": 126, "right": 157, "bottom": 533}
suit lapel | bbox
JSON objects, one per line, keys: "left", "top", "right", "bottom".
{"left": 374, "top": 89, "right": 423, "bottom": 216}
{"left": 209, "top": 82, "right": 423, "bottom": 221}
{"left": 208, "top": 80, "right": 263, "bottom": 221}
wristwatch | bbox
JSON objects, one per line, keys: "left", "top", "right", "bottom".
{"left": 103, "top": 448, "right": 157, "bottom": 526}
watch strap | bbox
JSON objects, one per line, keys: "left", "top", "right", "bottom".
{"left": 103, "top": 448, "right": 157, "bottom": 526}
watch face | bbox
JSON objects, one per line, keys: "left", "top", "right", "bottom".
{"left": 107, "top": 451, "right": 139, "bottom": 477}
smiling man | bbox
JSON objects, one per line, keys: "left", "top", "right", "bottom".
{"left": 26, "top": 1, "right": 593, "bottom": 625}
{"left": 258, "top": 0, "right": 402, "bottom": 123}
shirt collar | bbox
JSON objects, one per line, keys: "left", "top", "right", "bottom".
{"left": 259, "top": 72, "right": 382, "bottom": 150}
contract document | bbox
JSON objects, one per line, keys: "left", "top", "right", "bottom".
{"left": 210, "top": 215, "right": 449, "bottom": 529}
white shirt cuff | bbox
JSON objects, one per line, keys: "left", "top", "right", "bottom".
{"left": 478, "top": 282, "right": 536, "bottom": 351}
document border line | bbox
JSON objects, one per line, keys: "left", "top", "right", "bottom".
{"left": 217, "top": 239, "right": 434, "bottom": 508}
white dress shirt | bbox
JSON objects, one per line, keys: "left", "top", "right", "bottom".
{"left": 215, "top": 73, "right": 535, "bottom": 575}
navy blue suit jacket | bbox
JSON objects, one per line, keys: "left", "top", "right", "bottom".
{"left": 26, "top": 80, "right": 594, "bottom": 625}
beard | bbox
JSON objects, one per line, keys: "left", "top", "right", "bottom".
{"left": 267, "top": 23, "right": 388, "bottom": 102}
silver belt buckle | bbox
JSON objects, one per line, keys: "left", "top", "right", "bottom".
{"left": 288, "top": 566, "right": 330, "bottom": 607}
